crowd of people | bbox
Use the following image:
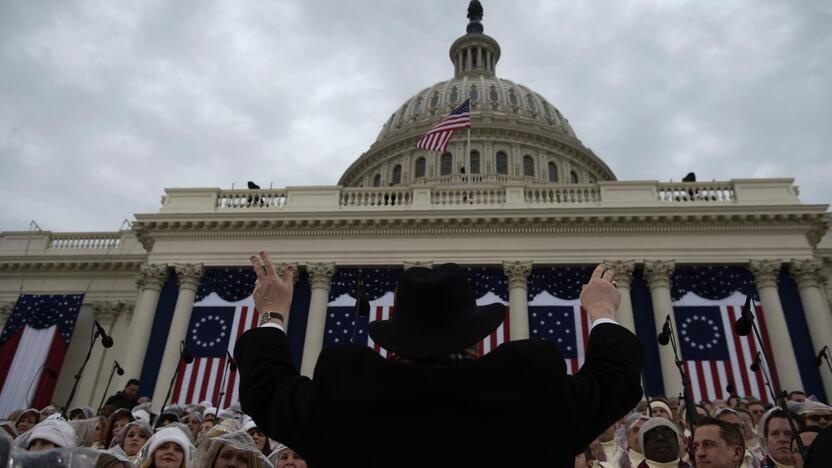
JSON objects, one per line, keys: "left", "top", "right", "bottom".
{"left": 575, "top": 393, "right": 832, "bottom": 468}
{"left": 0, "top": 379, "right": 305, "bottom": 467}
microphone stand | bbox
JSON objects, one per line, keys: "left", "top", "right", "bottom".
{"left": 158, "top": 341, "right": 188, "bottom": 422}
{"left": 61, "top": 321, "right": 105, "bottom": 418}
{"left": 215, "top": 353, "right": 234, "bottom": 410}
{"left": 817, "top": 346, "right": 832, "bottom": 377}
{"left": 96, "top": 361, "right": 121, "bottom": 415}
{"left": 658, "top": 315, "right": 698, "bottom": 455}
{"left": 744, "top": 298, "right": 807, "bottom": 462}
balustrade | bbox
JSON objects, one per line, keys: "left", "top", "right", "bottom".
{"left": 216, "top": 189, "right": 288, "bottom": 209}
{"left": 657, "top": 182, "right": 734, "bottom": 203}
{"left": 48, "top": 234, "right": 121, "bottom": 250}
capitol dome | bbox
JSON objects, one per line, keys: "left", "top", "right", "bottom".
{"left": 338, "top": 1, "right": 617, "bottom": 188}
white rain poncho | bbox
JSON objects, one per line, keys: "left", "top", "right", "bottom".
{"left": 109, "top": 420, "right": 153, "bottom": 464}
{"left": 13, "top": 418, "right": 77, "bottom": 450}
{"left": 193, "top": 430, "right": 273, "bottom": 468}
{"left": 6, "top": 447, "right": 101, "bottom": 468}
{"left": 134, "top": 426, "right": 193, "bottom": 467}
{"left": 69, "top": 418, "right": 102, "bottom": 447}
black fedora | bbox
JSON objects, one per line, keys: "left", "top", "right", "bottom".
{"left": 368, "top": 263, "right": 505, "bottom": 359}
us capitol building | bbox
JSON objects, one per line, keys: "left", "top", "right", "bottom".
{"left": 1, "top": 3, "right": 831, "bottom": 412}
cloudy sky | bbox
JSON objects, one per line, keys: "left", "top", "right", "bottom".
{"left": 1, "top": 0, "right": 830, "bottom": 232}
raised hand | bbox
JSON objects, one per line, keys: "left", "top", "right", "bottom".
{"left": 580, "top": 264, "right": 621, "bottom": 322}
{"left": 250, "top": 251, "right": 295, "bottom": 315}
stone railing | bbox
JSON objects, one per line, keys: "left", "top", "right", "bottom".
{"left": 414, "top": 173, "right": 546, "bottom": 186}
{"left": 216, "top": 189, "right": 288, "bottom": 209}
{"left": 657, "top": 182, "right": 735, "bottom": 203}
{"left": 525, "top": 185, "right": 600, "bottom": 204}
{"left": 154, "top": 178, "right": 803, "bottom": 214}
{"left": 48, "top": 233, "right": 121, "bottom": 250}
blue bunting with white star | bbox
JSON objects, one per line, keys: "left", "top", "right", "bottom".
{"left": 329, "top": 268, "right": 402, "bottom": 302}
{"left": 671, "top": 266, "right": 758, "bottom": 301}
{"left": 527, "top": 266, "right": 594, "bottom": 300}
{"left": 195, "top": 268, "right": 257, "bottom": 302}
{"left": 0, "top": 294, "right": 84, "bottom": 345}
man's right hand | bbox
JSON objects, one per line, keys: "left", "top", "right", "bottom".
{"left": 250, "top": 251, "right": 295, "bottom": 317}
{"left": 580, "top": 264, "right": 620, "bottom": 323}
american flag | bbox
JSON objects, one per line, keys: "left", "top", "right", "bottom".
{"left": 673, "top": 291, "right": 775, "bottom": 403}
{"left": 529, "top": 293, "right": 590, "bottom": 375}
{"left": 415, "top": 99, "right": 471, "bottom": 152}
{"left": 172, "top": 295, "right": 259, "bottom": 407}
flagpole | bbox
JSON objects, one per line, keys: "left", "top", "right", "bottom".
{"left": 466, "top": 127, "right": 471, "bottom": 185}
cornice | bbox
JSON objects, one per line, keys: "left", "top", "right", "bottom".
{"left": 0, "top": 260, "right": 144, "bottom": 274}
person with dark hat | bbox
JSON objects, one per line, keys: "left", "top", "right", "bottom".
{"left": 235, "top": 252, "right": 644, "bottom": 467}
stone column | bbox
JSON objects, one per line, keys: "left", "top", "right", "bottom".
{"left": 748, "top": 260, "right": 803, "bottom": 392}
{"left": 504, "top": 261, "right": 532, "bottom": 341}
{"left": 152, "top": 264, "right": 203, "bottom": 411}
{"left": 791, "top": 259, "right": 832, "bottom": 401}
{"left": 76, "top": 301, "right": 124, "bottom": 406}
{"left": 119, "top": 264, "right": 168, "bottom": 388}
{"left": 0, "top": 302, "right": 13, "bottom": 331}
{"left": 644, "top": 260, "right": 682, "bottom": 398}
{"left": 300, "top": 263, "right": 336, "bottom": 377}
{"left": 606, "top": 260, "right": 636, "bottom": 333}
{"left": 822, "top": 258, "right": 832, "bottom": 308}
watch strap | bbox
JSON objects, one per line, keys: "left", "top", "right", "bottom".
{"left": 259, "top": 311, "right": 285, "bottom": 326}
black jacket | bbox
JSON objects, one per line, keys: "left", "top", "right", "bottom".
{"left": 234, "top": 323, "right": 643, "bottom": 468}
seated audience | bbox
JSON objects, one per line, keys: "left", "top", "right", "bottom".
{"left": 136, "top": 426, "right": 193, "bottom": 468}
{"left": 758, "top": 408, "right": 796, "bottom": 468}
{"left": 109, "top": 420, "right": 152, "bottom": 460}
{"left": 14, "top": 418, "right": 76, "bottom": 451}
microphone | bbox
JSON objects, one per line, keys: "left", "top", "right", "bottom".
{"left": 115, "top": 360, "right": 125, "bottom": 376}
{"left": 180, "top": 341, "right": 194, "bottom": 364}
{"left": 814, "top": 346, "right": 828, "bottom": 367}
{"left": 750, "top": 353, "right": 761, "bottom": 372}
{"left": 735, "top": 296, "right": 753, "bottom": 336}
{"left": 657, "top": 316, "right": 671, "bottom": 346}
{"left": 94, "top": 321, "right": 114, "bottom": 348}
{"left": 226, "top": 351, "right": 237, "bottom": 373}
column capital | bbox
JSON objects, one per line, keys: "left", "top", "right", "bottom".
{"left": 307, "top": 263, "right": 336, "bottom": 289}
{"left": 137, "top": 263, "right": 168, "bottom": 290}
{"left": 92, "top": 301, "right": 129, "bottom": 325}
{"left": 503, "top": 261, "right": 533, "bottom": 288}
{"left": 0, "top": 301, "right": 14, "bottom": 324}
{"left": 604, "top": 260, "right": 635, "bottom": 289}
{"left": 175, "top": 263, "right": 204, "bottom": 291}
{"left": 644, "top": 260, "right": 675, "bottom": 289}
{"left": 791, "top": 259, "right": 825, "bottom": 288}
{"left": 749, "top": 259, "right": 782, "bottom": 289}
{"left": 403, "top": 261, "right": 433, "bottom": 270}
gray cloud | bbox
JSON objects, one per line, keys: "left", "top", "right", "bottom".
{"left": 1, "top": 0, "right": 830, "bottom": 232}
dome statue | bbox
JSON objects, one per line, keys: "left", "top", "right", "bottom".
{"left": 338, "top": 1, "right": 616, "bottom": 188}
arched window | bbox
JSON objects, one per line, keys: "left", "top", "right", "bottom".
{"left": 392, "top": 164, "right": 402, "bottom": 185}
{"left": 470, "top": 150, "right": 480, "bottom": 174}
{"left": 523, "top": 155, "right": 535, "bottom": 177}
{"left": 441, "top": 152, "right": 453, "bottom": 175}
{"left": 489, "top": 85, "right": 499, "bottom": 103}
{"left": 496, "top": 151, "right": 508, "bottom": 175}
{"left": 413, "top": 97, "right": 423, "bottom": 115}
{"left": 430, "top": 92, "right": 440, "bottom": 109}
{"left": 414, "top": 157, "right": 426, "bottom": 178}
{"left": 570, "top": 170, "right": 579, "bottom": 184}
{"left": 526, "top": 94, "right": 537, "bottom": 113}
{"left": 449, "top": 87, "right": 459, "bottom": 104}
{"left": 469, "top": 86, "right": 478, "bottom": 104}
{"left": 548, "top": 162, "right": 558, "bottom": 182}
{"left": 373, "top": 173, "right": 382, "bottom": 187}
{"left": 508, "top": 89, "right": 519, "bottom": 106}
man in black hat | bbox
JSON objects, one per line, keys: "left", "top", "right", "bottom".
{"left": 235, "top": 252, "right": 644, "bottom": 467}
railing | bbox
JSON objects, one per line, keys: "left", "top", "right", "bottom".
{"left": 657, "top": 182, "right": 735, "bottom": 203}
{"left": 414, "top": 173, "right": 547, "bottom": 186}
{"left": 525, "top": 185, "right": 600, "bottom": 204}
{"left": 48, "top": 233, "right": 121, "bottom": 250}
{"left": 341, "top": 188, "right": 412, "bottom": 207}
{"left": 216, "top": 189, "right": 288, "bottom": 209}
{"left": 432, "top": 187, "right": 507, "bottom": 206}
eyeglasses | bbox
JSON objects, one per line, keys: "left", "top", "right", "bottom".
{"left": 806, "top": 414, "right": 831, "bottom": 422}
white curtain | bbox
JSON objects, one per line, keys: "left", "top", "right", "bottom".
{"left": 0, "top": 326, "right": 56, "bottom": 417}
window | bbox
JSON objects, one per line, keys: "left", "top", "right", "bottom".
{"left": 543, "top": 103, "right": 553, "bottom": 121}
{"left": 449, "top": 87, "right": 459, "bottom": 103}
{"left": 392, "top": 164, "right": 402, "bottom": 185}
{"left": 430, "top": 92, "right": 440, "bottom": 109}
{"left": 548, "top": 162, "right": 558, "bottom": 182}
{"left": 508, "top": 89, "right": 518, "bottom": 106}
{"left": 523, "top": 155, "right": 535, "bottom": 177}
{"left": 526, "top": 94, "right": 537, "bottom": 113}
{"left": 414, "top": 157, "right": 426, "bottom": 178}
{"left": 441, "top": 152, "right": 453, "bottom": 175}
{"left": 496, "top": 151, "right": 508, "bottom": 175}
{"left": 373, "top": 173, "right": 382, "bottom": 187}
{"left": 489, "top": 85, "right": 499, "bottom": 103}
{"left": 470, "top": 150, "right": 480, "bottom": 174}
{"left": 413, "top": 97, "right": 422, "bottom": 115}
{"left": 570, "top": 170, "right": 579, "bottom": 184}
{"left": 469, "top": 85, "right": 478, "bottom": 103}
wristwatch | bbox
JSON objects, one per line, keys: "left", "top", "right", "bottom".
{"left": 259, "top": 311, "right": 285, "bottom": 327}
